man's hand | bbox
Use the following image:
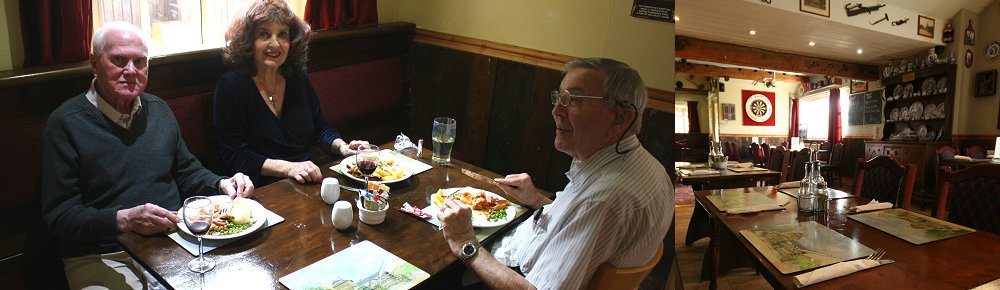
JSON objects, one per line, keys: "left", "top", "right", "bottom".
{"left": 438, "top": 200, "right": 476, "bottom": 257}
{"left": 117, "top": 203, "right": 179, "bottom": 235}
{"left": 495, "top": 173, "right": 551, "bottom": 209}
{"left": 284, "top": 161, "right": 322, "bottom": 184}
{"left": 220, "top": 172, "right": 254, "bottom": 198}
{"left": 335, "top": 139, "right": 371, "bottom": 156}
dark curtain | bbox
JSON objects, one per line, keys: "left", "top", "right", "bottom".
{"left": 687, "top": 101, "right": 701, "bottom": 133}
{"left": 789, "top": 98, "right": 799, "bottom": 139}
{"left": 827, "top": 88, "right": 842, "bottom": 143}
{"left": 19, "top": 0, "right": 93, "bottom": 67}
{"left": 305, "top": 0, "right": 378, "bottom": 31}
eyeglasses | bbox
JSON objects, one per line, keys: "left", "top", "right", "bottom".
{"left": 550, "top": 90, "right": 607, "bottom": 106}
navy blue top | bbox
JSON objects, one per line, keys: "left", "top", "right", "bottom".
{"left": 213, "top": 71, "right": 341, "bottom": 185}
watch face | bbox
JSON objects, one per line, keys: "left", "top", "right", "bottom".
{"left": 462, "top": 243, "right": 477, "bottom": 256}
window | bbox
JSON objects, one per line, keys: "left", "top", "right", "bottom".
{"left": 93, "top": 0, "right": 307, "bottom": 57}
{"left": 798, "top": 88, "right": 849, "bottom": 141}
{"left": 675, "top": 102, "right": 689, "bottom": 133}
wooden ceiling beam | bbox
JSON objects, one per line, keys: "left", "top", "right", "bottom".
{"left": 676, "top": 36, "right": 880, "bottom": 81}
{"left": 675, "top": 61, "right": 809, "bottom": 84}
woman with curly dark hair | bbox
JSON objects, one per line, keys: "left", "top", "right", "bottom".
{"left": 214, "top": 0, "right": 368, "bottom": 186}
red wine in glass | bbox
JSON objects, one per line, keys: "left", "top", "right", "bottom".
{"left": 358, "top": 160, "right": 378, "bottom": 175}
{"left": 187, "top": 221, "right": 211, "bottom": 236}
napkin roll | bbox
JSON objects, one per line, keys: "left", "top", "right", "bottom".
{"left": 793, "top": 259, "right": 880, "bottom": 287}
{"left": 726, "top": 204, "right": 784, "bottom": 214}
{"left": 851, "top": 200, "right": 893, "bottom": 213}
{"left": 954, "top": 155, "right": 973, "bottom": 162}
{"left": 689, "top": 169, "right": 720, "bottom": 176}
{"left": 777, "top": 181, "right": 801, "bottom": 189}
{"left": 729, "top": 162, "right": 754, "bottom": 168}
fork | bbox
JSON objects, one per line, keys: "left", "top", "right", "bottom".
{"left": 866, "top": 248, "right": 886, "bottom": 261}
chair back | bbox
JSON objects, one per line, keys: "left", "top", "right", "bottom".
{"left": 750, "top": 143, "right": 762, "bottom": 165}
{"left": 587, "top": 243, "right": 664, "bottom": 290}
{"left": 818, "top": 142, "right": 832, "bottom": 162}
{"left": 966, "top": 145, "right": 986, "bottom": 159}
{"left": 761, "top": 142, "right": 771, "bottom": 162}
{"left": 787, "top": 148, "right": 812, "bottom": 181}
{"left": 765, "top": 146, "right": 789, "bottom": 183}
{"left": 829, "top": 142, "right": 844, "bottom": 165}
{"left": 851, "top": 156, "right": 916, "bottom": 209}
{"left": 937, "top": 146, "right": 957, "bottom": 161}
{"left": 935, "top": 164, "right": 1000, "bottom": 234}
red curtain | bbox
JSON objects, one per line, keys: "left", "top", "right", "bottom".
{"left": 686, "top": 101, "right": 701, "bottom": 133}
{"left": 305, "top": 0, "right": 378, "bottom": 31}
{"left": 19, "top": 0, "right": 93, "bottom": 67}
{"left": 789, "top": 98, "right": 799, "bottom": 139}
{"left": 827, "top": 88, "right": 842, "bottom": 143}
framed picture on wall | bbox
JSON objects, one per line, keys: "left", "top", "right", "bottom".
{"left": 975, "top": 69, "right": 997, "bottom": 97}
{"left": 850, "top": 80, "right": 868, "bottom": 94}
{"left": 800, "top": 0, "right": 830, "bottom": 17}
{"left": 722, "top": 103, "right": 737, "bottom": 121}
{"left": 917, "top": 15, "right": 935, "bottom": 38}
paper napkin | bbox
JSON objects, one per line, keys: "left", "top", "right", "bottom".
{"left": 730, "top": 162, "right": 754, "bottom": 168}
{"left": 850, "top": 200, "right": 893, "bottom": 213}
{"left": 688, "top": 169, "right": 720, "bottom": 176}
{"left": 793, "top": 259, "right": 881, "bottom": 287}
{"left": 726, "top": 204, "right": 785, "bottom": 214}
{"left": 777, "top": 181, "right": 801, "bottom": 189}
{"left": 954, "top": 155, "right": 974, "bottom": 162}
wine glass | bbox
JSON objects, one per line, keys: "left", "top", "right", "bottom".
{"left": 356, "top": 144, "right": 379, "bottom": 208}
{"left": 182, "top": 196, "right": 215, "bottom": 273}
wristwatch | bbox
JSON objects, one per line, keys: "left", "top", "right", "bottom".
{"left": 459, "top": 240, "right": 482, "bottom": 262}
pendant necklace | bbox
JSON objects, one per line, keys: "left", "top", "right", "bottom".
{"left": 258, "top": 76, "right": 279, "bottom": 108}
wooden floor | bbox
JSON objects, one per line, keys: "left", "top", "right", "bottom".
{"left": 671, "top": 178, "right": 934, "bottom": 290}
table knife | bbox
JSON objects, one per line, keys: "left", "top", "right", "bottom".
{"left": 460, "top": 168, "right": 509, "bottom": 194}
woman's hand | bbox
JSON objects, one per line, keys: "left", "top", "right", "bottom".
{"left": 285, "top": 161, "right": 322, "bottom": 183}
{"left": 334, "top": 139, "right": 371, "bottom": 156}
{"left": 220, "top": 172, "right": 254, "bottom": 198}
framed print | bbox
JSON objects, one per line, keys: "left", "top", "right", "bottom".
{"left": 800, "top": 0, "right": 830, "bottom": 17}
{"left": 917, "top": 16, "right": 934, "bottom": 38}
{"left": 966, "top": 49, "right": 974, "bottom": 68}
{"left": 721, "top": 103, "right": 737, "bottom": 121}
{"left": 850, "top": 80, "right": 868, "bottom": 94}
{"left": 965, "top": 20, "right": 975, "bottom": 45}
{"left": 975, "top": 70, "right": 997, "bottom": 97}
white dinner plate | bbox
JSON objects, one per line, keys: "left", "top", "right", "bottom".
{"left": 433, "top": 187, "right": 517, "bottom": 228}
{"left": 922, "top": 78, "right": 936, "bottom": 95}
{"left": 910, "top": 102, "right": 923, "bottom": 120}
{"left": 890, "top": 108, "right": 899, "bottom": 121}
{"left": 337, "top": 157, "right": 413, "bottom": 184}
{"left": 177, "top": 195, "right": 267, "bottom": 240}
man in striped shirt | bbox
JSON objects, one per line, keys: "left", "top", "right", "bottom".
{"left": 439, "top": 57, "right": 674, "bottom": 289}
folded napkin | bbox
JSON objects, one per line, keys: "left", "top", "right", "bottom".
{"left": 688, "top": 169, "right": 720, "bottom": 176}
{"left": 850, "top": 200, "right": 893, "bottom": 213}
{"left": 954, "top": 155, "right": 973, "bottom": 162}
{"left": 677, "top": 164, "right": 707, "bottom": 169}
{"left": 777, "top": 181, "right": 801, "bottom": 189}
{"left": 729, "top": 162, "right": 754, "bottom": 168}
{"left": 793, "top": 259, "right": 881, "bottom": 287}
{"left": 726, "top": 203, "right": 785, "bottom": 214}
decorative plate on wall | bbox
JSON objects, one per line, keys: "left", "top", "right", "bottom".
{"left": 986, "top": 41, "right": 999, "bottom": 60}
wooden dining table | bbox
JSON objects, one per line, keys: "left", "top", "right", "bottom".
{"left": 116, "top": 146, "right": 543, "bottom": 289}
{"left": 677, "top": 164, "right": 781, "bottom": 246}
{"left": 696, "top": 187, "right": 1000, "bottom": 290}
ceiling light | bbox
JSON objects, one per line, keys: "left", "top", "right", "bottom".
{"left": 857, "top": 48, "right": 863, "bottom": 54}
{"left": 749, "top": 30, "right": 757, "bottom": 35}
{"left": 808, "top": 41, "right": 816, "bottom": 46}
{"left": 674, "top": 16, "right": 679, "bottom": 21}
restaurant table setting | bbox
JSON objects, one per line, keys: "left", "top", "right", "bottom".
{"left": 847, "top": 199, "right": 893, "bottom": 213}
{"left": 115, "top": 136, "right": 547, "bottom": 289}
{"left": 168, "top": 195, "right": 285, "bottom": 255}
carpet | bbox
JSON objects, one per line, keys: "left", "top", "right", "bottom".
{"left": 675, "top": 184, "right": 695, "bottom": 205}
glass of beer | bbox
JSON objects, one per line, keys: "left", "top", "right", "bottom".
{"left": 432, "top": 117, "right": 456, "bottom": 165}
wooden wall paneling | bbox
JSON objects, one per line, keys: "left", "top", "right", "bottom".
{"left": 483, "top": 60, "right": 536, "bottom": 176}
{"left": 461, "top": 55, "right": 499, "bottom": 165}
{"left": 638, "top": 108, "right": 676, "bottom": 179}
{"left": 408, "top": 44, "right": 474, "bottom": 152}
{"left": 519, "top": 67, "right": 562, "bottom": 188}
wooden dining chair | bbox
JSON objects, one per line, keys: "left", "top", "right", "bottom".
{"left": 750, "top": 142, "right": 763, "bottom": 166}
{"left": 935, "top": 164, "right": 1000, "bottom": 234}
{"left": 787, "top": 148, "right": 811, "bottom": 182}
{"left": 587, "top": 242, "right": 664, "bottom": 290}
{"left": 965, "top": 145, "right": 987, "bottom": 159}
{"left": 765, "top": 146, "right": 789, "bottom": 184}
{"left": 818, "top": 141, "right": 832, "bottom": 163}
{"left": 819, "top": 142, "right": 844, "bottom": 187}
{"left": 761, "top": 142, "right": 771, "bottom": 163}
{"left": 851, "top": 156, "right": 916, "bottom": 209}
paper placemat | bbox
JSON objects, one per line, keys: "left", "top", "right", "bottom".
{"left": 740, "top": 221, "right": 875, "bottom": 274}
{"left": 279, "top": 240, "right": 429, "bottom": 290}
{"left": 848, "top": 208, "right": 975, "bottom": 244}
{"left": 728, "top": 167, "right": 769, "bottom": 172}
{"left": 704, "top": 188, "right": 792, "bottom": 212}
{"left": 168, "top": 205, "right": 285, "bottom": 256}
{"left": 777, "top": 188, "right": 855, "bottom": 200}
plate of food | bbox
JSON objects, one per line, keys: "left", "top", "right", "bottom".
{"left": 338, "top": 156, "right": 412, "bottom": 184}
{"left": 431, "top": 187, "right": 515, "bottom": 228}
{"left": 177, "top": 196, "right": 266, "bottom": 240}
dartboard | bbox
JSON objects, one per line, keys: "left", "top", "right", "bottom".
{"left": 745, "top": 93, "right": 773, "bottom": 122}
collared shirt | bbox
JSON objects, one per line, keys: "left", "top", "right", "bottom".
{"left": 494, "top": 135, "right": 674, "bottom": 290}
{"left": 86, "top": 80, "right": 142, "bottom": 129}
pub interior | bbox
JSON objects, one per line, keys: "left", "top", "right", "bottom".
{"left": 0, "top": 0, "right": 997, "bottom": 289}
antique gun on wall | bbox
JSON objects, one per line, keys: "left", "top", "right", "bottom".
{"left": 845, "top": 3, "right": 886, "bottom": 17}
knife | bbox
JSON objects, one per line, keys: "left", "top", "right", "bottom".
{"left": 460, "top": 168, "right": 509, "bottom": 195}
{"left": 341, "top": 185, "right": 363, "bottom": 193}
{"left": 877, "top": 259, "right": 895, "bottom": 265}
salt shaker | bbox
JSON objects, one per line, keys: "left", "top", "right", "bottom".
{"left": 332, "top": 201, "right": 353, "bottom": 230}
{"left": 320, "top": 178, "right": 340, "bottom": 204}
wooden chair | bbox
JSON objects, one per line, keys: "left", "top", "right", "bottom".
{"left": 935, "top": 164, "right": 1000, "bottom": 234}
{"left": 819, "top": 142, "right": 844, "bottom": 187}
{"left": 761, "top": 142, "right": 771, "bottom": 164}
{"left": 765, "top": 146, "right": 789, "bottom": 184}
{"left": 587, "top": 243, "right": 664, "bottom": 290}
{"left": 965, "top": 145, "right": 986, "bottom": 159}
{"left": 818, "top": 141, "right": 832, "bottom": 163}
{"left": 786, "top": 148, "right": 812, "bottom": 182}
{"left": 851, "top": 156, "right": 916, "bottom": 209}
{"left": 750, "top": 143, "right": 763, "bottom": 166}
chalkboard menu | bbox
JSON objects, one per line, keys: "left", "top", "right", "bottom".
{"left": 848, "top": 90, "right": 883, "bottom": 125}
